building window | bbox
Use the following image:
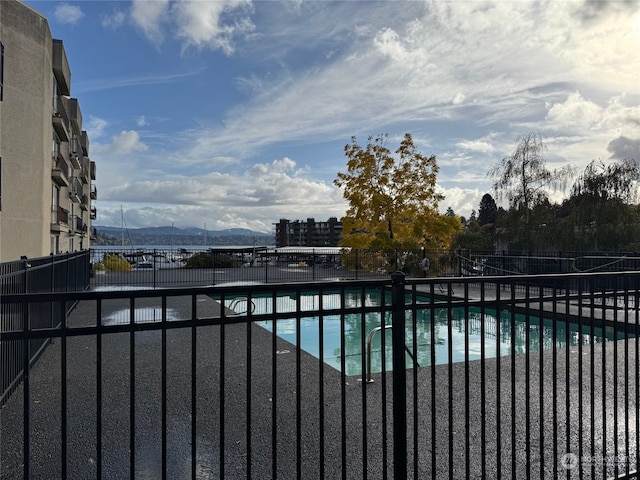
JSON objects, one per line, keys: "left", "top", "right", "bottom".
{"left": 0, "top": 41, "right": 4, "bottom": 101}
{"left": 52, "top": 185, "right": 59, "bottom": 211}
{"left": 52, "top": 78, "right": 57, "bottom": 111}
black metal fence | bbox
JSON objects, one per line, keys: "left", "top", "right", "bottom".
{"left": 89, "top": 247, "right": 640, "bottom": 288}
{"left": 1, "top": 270, "right": 639, "bottom": 478}
{"left": 0, "top": 251, "right": 90, "bottom": 406}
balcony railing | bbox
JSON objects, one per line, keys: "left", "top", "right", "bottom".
{"left": 51, "top": 206, "right": 69, "bottom": 226}
{"left": 79, "top": 157, "right": 90, "bottom": 184}
{"left": 69, "top": 177, "right": 83, "bottom": 202}
{"left": 69, "top": 136, "right": 81, "bottom": 169}
{"left": 81, "top": 131, "right": 90, "bottom": 156}
{"left": 73, "top": 215, "right": 84, "bottom": 234}
{"left": 51, "top": 153, "right": 70, "bottom": 187}
{"left": 52, "top": 96, "right": 70, "bottom": 141}
{"left": 90, "top": 183, "right": 97, "bottom": 200}
{"left": 1, "top": 270, "right": 639, "bottom": 478}
{"left": 90, "top": 206, "right": 97, "bottom": 220}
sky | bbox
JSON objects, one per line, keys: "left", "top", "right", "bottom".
{"left": 29, "top": 0, "right": 640, "bottom": 232}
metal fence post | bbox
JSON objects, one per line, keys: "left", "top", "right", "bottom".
{"left": 153, "top": 249, "right": 157, "bottom": 289}
{"left": 390, "top": 270, "right": 407, "bottom": 479}
{"left": 264, "top": 252, "right": 268, "bottom": 283}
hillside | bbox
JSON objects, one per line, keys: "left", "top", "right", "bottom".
{"left": 93, "top": 225, "right": 274, "bottom": 246}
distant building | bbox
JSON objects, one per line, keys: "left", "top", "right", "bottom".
{"left": 0, "top": 1, "right": 96, "bottom": 261}
{"left": 274, "top": 218, "right": 342, "bottom": 248}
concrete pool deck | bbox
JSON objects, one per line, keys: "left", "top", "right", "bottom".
{"left": 1, "top": 288, "right": 637, "bottom": 479}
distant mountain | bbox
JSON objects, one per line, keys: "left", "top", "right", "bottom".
{"left": 92, "top": 225, "right": 274, "bottom": 246}
{"left": 96, "top": 225, "right": 268, "bottom": 237}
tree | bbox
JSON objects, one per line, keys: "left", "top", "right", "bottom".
{"left": 488, "top": 131, "right": 572, "bottom": 248}
{"left": 562, "top": 158, "right": 640, "bottom": 250}
{"left": 571, "top": 159, "right": 639, "bottom": 204}
{"left": 334, "top": 133, "right": 460, "bottom": 250}
{"left": 477, "top": 193, "right": 498, "bottom": 226}
{"left": 489, "top": 131, "right": 572, "bottom": 214}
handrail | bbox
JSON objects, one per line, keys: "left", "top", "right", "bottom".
{"left": 227, "top": 297, "right": 255, "bottom": 315}
{"left": 364, "top": 324, "right": 417, "bottom": 383}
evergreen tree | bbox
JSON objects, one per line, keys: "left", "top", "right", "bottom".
{"left": 477, "top": 193, "right": 498, "bottom": 226}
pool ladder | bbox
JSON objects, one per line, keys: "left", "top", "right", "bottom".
{"left": 227, "top": 297, "right": 255, "bottom": 315}
{"left": 364, "top": 325, "right": 417, "bottom": 384}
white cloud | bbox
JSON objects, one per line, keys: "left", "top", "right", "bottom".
{"left": 172, "top": 0, "right": 255, "bottom": 54}
{"left": 95, "top": 157, "right": 346, "bottom": 230}
{"left": 456, "top": 140, "right": 495, "bottom": 153}
{"left": 373, "top": 28, "right": 408, "bottom": 61}
{"left": 546, "top": 92, "right": 603, "bottom": 130}
{"left": 54, "top": 3, "right": 84, "bottom": 25}
{"left": 543, "top": 92, "right": 640, "bottom": 166}
{"left": 86, "top": 116, "right": 108, "bottom": 139}
{"left": 452, "top": 93, "right": 465, "bottom": 106}
{"left": 137, "top": 116, "right": 147, "bottom": 127}
{"left": 439, "top": 187, "right": 485, "bottom": 218}
{"left": 127, "top": 0, "right": 254, "bottom": 53}
{"left": 93, "top": 130, "right": 148, "bottom": 155}
{"left": 77, "top": 68, "right": 206, "bottom": 93}
{"left": 102, "top": 9, "right": 126, "bottom": 29}
{"left": 130, "top": 0, "right": 170, "bottom": 44}
{"left": 185, "top": 0, "right": 639, "bottom": 162}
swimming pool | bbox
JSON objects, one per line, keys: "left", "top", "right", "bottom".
{"left": 223, "top": 290, "right": 625, "bottom": 377}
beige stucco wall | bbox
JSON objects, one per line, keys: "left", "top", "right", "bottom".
{"left": 0, "top": 1, "right": 53, "bottom": 261}
{"left": 0, "top": 1, "right": 92, "bottom": 263}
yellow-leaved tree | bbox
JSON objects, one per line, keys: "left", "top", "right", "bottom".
{"left": 334, "top": 133, "right": 461, "bottom": 252}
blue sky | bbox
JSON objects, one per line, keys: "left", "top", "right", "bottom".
{"left": 30, "top": 0, "right": 640, "bottom": 232}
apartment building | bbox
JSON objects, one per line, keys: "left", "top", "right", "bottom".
{"left": 274, "top": 217, "right": 342, "bottom": 248}
{"left": 0, "top": 0, "right": 96, "bottom": 262}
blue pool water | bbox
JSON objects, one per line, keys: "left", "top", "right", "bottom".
{"left": 223, "top": 290, "right": 625, "bottom": 377}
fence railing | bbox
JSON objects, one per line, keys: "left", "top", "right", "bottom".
{"left": 1, "top": 271, "right": 639, "bottom": 478}
{"left": 89, "top": 247, "right": 640, "bottom": 288}
{"left": 0, "top": 251, "right": 90, "bottom": 406}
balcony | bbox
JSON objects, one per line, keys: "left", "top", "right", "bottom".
{"left": 90, "top": 226, "right": 97, "bottom": 240}
{"left": 50, "top": 206, "right": 69, "bottom": 232}
{"left": 90, "top": 206, "right": 97, "bottom": 220}
{"left": 90, "top": 183, "right": 97, "bottom": 200}
{"left": 68, "top": 98, "right": 82, "bottom": 135}
{"left": 52, "top": 40, "right": 70, "bottom": 96}
{"left": 90, "top": 161, "right": 96, "bottom": 180}
{"left": 73, "top": 215, "right": 84, "bottom": 235}
{"left": 80, "top": 157, "right": 90, "bottom": 184}
{"left": 69, "top": 136, "right": 81, "bottom": 169}
{"left": 52, "top": 96, "right": 70, "bottom": 141}
{"left": 81, "top": 131, "right": 90, "bottom": 156}
{"left": 69, "top": 177, "right": 83, "bottom": 203}
{"left": 51, "top": 153, "right": 70, "bottom": 187}
{"left": 80, "top": 196, "right": 88, "bottom": 210}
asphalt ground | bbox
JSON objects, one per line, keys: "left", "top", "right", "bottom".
{"left": 1, "top": 286, "right": 638, "bottom": 479}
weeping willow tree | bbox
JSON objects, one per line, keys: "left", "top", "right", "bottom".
{"left": 334, "top": 133, "right": 460, "bottom": 252}
{"left": 488, "top": 131, "right": 572, "bottom": 249}
{"left": 562, "top": 158, "right": 640, "bottom": 250}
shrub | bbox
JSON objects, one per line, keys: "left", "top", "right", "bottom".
{"left": 184, "top": 252, "right": 242, "bottom": 269}
{"left": 102, "top": 253, "right": 132, "bottom": 271}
